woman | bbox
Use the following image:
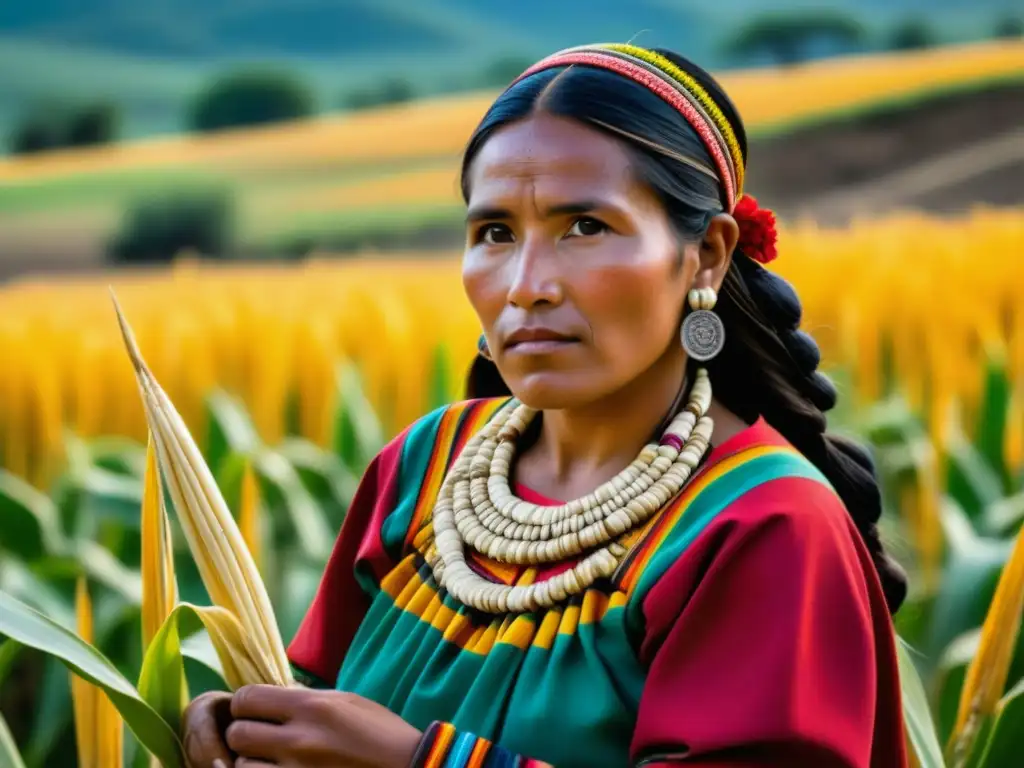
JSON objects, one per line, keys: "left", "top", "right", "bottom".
{"left": 184, "top": 44, "right": 909, "bottom": 767}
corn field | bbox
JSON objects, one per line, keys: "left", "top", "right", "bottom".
{"left": 2, "top": 213, "right": 1024, "bottom": 763}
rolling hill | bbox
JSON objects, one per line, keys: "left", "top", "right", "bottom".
{"left": 0, "top": 0, "right": 1020, "bottom": 139}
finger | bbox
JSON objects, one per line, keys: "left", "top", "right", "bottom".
{"left": 231, "top": 685, "right": 310, "bottom": 722}
{"left": 182, "top": 691, "right": 235, "bottom": 767}
{"left": 226, "top": 719, "right": 284, "bottom": 761}
{"left": 235, "top": 759, "right": 278, "bottom": 767}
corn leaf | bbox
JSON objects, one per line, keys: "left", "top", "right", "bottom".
{"left": 0, "top": 469, "right": 65, "bottom": 560}
{"left": 897, "top": 638, "right": 946, "bottom": 768}
{"left": 140, "top": 437, "right": 176, "bottom": 652}
{"left": 948, "top": 508, "right": 1024, "bottom": 762}
{"left": 936, "top": 629, "right": 981, "bottom": 743}
{"left": 74, "top": 467, "right": 146, "bottom": 529}
{"left": 332, "top": 364, "right": 383, "bottom": 475}
{"left": 0, "top": 590, "right": 183, "bottom": 767}
{"left": 205, "top": 391, "right": 260, "bottom": 478}
{"left": 239, "top": 460, "right": 262, "bottom": 573}
{"left": 137, "top": 604, "right": 204, "bottom": 736}
{"left": 0, "top": 708, "right": 27, "bottom": 768}
{"left": 973, "top": 676, "right": 1024, "bottom": 766}
{"left": 975, "top": 357, "right": 1011, "bottom": 493}
{"left": 277, "top": 438, "right": 356, "bottom": 530}
{"left": 140, "top": 602, "right": 268, "bottom": 704}
{"left": 926, "top": 500, "right": 1010, "bottom": 665}
{"left": 253, "top": 449, "right": 332, "bottom": 563}
{"left": 946, "top": 437, "right": 1005, "bottom": 521}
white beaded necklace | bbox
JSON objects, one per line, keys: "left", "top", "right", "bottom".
{"left": 428, "top": 367, "right": 714, "bottom": 614}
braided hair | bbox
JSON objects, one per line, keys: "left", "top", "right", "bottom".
{"left": 460, "top": 48, "right": 908, "bottom": 613}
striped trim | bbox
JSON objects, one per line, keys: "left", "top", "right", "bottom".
{"left": 616, "top": 444, "right": 788, "bottom": 592}
{"left": 620, "top": 446, "right": 835, "bottom": 601}
{"left": 411, "top": 721, "right": 555, "bottom": 768}
{"left": 513, "top": 49, "right": 736, "bottom": 210}
{"left": 425, "top": 722, "right": 457, "bottom": 767}
{"left": 403, "top": 398, "right": 510, "bottom": 551}
{"left": 379, "top": 556, "right": 626, "bottom": 655}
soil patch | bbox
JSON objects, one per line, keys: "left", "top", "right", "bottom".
{"left": 746, "top": 81, "right": 1024, "bottom": 219}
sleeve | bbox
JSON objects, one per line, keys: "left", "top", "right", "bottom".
{"left": 286, "top": 432, "right": 407, "bottom": 688}
{"left": 628, "top": 477, "right": 906, "bottom": 768}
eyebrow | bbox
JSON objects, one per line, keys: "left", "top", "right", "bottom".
{"left": 465, "top": 200, "right": 612, "bottom": 224}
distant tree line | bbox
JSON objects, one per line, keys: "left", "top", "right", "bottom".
{"left": 8, "top": 10, "right": 1022, "bottom": 156}
{"left": 9, "top": 101, "right": 119, "bottom": 154}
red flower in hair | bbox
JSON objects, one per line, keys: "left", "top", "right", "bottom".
{"left": 733, "top": 194, "right": 779, "bottom": 264}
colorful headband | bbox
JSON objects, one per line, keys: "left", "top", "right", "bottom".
{"left": 511, "top": 44, "right": 779, "bottom": 264}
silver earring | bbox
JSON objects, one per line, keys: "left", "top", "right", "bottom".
{"left": 681, "top": 288, "right": 725, "bottom": 361}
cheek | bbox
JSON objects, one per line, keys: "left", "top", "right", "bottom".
{"left": 575, "top": 250, "right": 684, "bottom": 356}
{"left": 461, "top": 250, "right": 503, "bottom": 325}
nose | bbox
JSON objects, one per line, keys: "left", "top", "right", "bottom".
{"left": 506, "top": 235, "right": 563, "bottom": 309}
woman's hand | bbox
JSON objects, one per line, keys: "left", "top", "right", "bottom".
{"left": 182, "top": 690, "right": 234, "bottom": 768}
{"left": 224, "top": 685, "right": 422, "bottom": 768}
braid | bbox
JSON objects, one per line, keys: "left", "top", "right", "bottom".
{"left": 710, "top": 258, "right": 908, "bottom": 613}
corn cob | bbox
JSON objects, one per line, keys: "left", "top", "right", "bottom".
{"left": 111, "top": 291, "right": 293, "bottom": 688}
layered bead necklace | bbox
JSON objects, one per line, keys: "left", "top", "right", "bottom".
{"left": 429, "top": 367, "right": 714, "bottom": 614}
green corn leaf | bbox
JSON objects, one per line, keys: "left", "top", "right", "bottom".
{"left": 0, "top": 590, "right": 183, "bottom": 768}
{"left": 332, "top": 364, "right": 383, "bottom": 475}
{"left": 946, "top": 437, "right": 1005, "bottom": 521}
{"left": 253, "top": 449, "right": 333, "bottom": 563}
{"left": 927, "top": 499, "right": 1011, "bottom": 666}
{"left": 975, "top": 357, "right": 1011, "bottom": 493}
{"left": 277, "top": 438, "right": 356, "bottom": 530}
{"left": 85, "top": 436, "right": 148, "bottom": 478}
{"left": 138, "top": 605, "right": 204, "bottom": 737}
{"left": 973, "top": 676, "right": 1024, "bottom": 766}
{"left": 0, "top": 469, "right": 65, "bottom": 561}
{"left": 897, "top": 637, "right": 946, "bottom": 768}
{"left": 205, "top": 390, "right": 260, "bottom": 477}
{"left": 428, "top": 343, "right": 453, "bottom": 410}
{"left": 0, "top": 707, "right": 27, "bottom": 768}
{"left": 982, "top": 492, "right": 1024, "bottom": 537}
{"left": 937, "top": 629, "right": 981, "bottom": 743}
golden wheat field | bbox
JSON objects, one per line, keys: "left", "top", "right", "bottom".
{"left": 1, "top": 39, "right": 1021, "bottom": 188}
{"left": 0, "top": 208, "right": 1021, "bottom": 493}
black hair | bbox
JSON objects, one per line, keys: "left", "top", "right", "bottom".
{"left": 459, "top": 49, "right": 907, "bottom": 614}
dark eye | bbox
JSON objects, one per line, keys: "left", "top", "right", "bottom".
{"left": 477, "top": 223, "right": 515, "bottom": 245}
{"left": 566, "top": 217, "right": 608, "bottom": 238}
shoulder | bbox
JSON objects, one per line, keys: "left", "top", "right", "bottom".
{"left": 622, "top": 419, "right": 861, "bottom": 607}
{"left": 368, "top": 398, "right": 511, "bottom": 556}
{"left": 387, "top": 396, "right": 512, "bottom": 473}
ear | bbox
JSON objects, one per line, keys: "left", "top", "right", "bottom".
{"left": 695, "top": 213, "right": 738, "bottom": 293}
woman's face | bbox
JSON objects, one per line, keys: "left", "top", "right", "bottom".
{"left": 462, "top": 113, "right": 701, "bottom": 410}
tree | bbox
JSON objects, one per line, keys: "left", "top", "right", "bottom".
{"left": 108, "top": 187, "right": 235, "bottom": 264}
{"left": 724, "top": 11, "right": 866, "bottom": 66}
{"left": 888, "top": 18, "right": 936, "bottom": 51}
{"left": 8, "top": 101, "right": 119, "bottom": 155}
{"left": 993, "top": 15, "right": 1024, "bottom": 39}
{"left": 189, "top": 68, "right": 316, "bottom": 133}
{"left": 66, "top": 102, "right": 119, "bottom": 147}
{"left": 8, "top": 116, "right": 58, "bottom": 155}
{"left": 342, "top": 77, "right": 415, "bottom": 111}
{"left": 478, "top": 56, "right": 533, "bottom": 88}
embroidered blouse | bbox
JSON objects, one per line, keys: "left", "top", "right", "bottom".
{"left": 287, "top": 398, "right": 907, "bottom": 767}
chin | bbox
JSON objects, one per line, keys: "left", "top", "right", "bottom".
{"left": 505, "top": 371, "right": 605, "bottom": 411}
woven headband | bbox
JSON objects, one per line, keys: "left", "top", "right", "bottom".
{"left": 512, "top": 44, "right": 742, "bottom": 211}
{"left": 510, "top": 44, "right": 780, "bottom": 264}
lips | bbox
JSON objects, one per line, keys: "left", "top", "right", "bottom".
{"left": 504, "top": 327, "right": 579, "bottom": 353}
